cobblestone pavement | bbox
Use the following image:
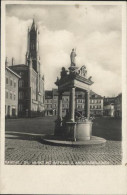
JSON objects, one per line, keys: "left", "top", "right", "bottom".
{"left": 5, "top": 133, "right": 122, "bottom": 165}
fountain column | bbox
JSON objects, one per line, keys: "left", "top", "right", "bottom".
{"left": 69, "top": 87, "right": 75, "bottom": 122}
{"left": 85, "top": 90, "right": 90, "bottom": 119}
{"left": 58, "top": 92, "right": 62, "bottom": 121}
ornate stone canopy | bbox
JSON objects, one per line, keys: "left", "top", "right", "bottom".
{"left": 55, "top": 65, "right": 93, "bottom": 92}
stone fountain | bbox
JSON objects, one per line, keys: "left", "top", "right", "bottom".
{"left": 43, "top": 49, "right": 106, "bottom": 146}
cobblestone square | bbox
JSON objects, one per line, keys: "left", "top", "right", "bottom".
{"left": 5, "top": 116, "right": 122, "bottom": 165}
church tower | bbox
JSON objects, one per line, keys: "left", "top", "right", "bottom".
{"left": 26, "top": 19, "right": 44, "bottom": 116}
{"left": 8, "top": 19, "right": 45, "bottom": 118}
{"left": 26, "top": 19, "right": 40, "bottom": 73}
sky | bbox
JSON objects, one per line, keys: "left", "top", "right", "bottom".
{"left": 6, "top": 4, "right": 122, "bottom": 97}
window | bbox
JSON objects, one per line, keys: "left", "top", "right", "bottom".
{"left": 47, "top": 99, "right": 52, "bottom": 103}
{"left": 14, "top": 94, "right": 16, "bottom": 100}
{"left": 6, "top": 91, "right": 8, "bottom": 99}
{"left": 54, "top": 96, "right": 58, "bottom": 100}
{"left": 78, "top": 99, "right": 82, "bottom": 103}
{"left": 48, "top": 104, "right": 52, "bottom": 108}
{"left": 78, "top": 95, "right": 82, "bottom": 98}
{"left": 14, "top": 81, "right": 16, "bottom": 87}
{"left": 6, "top": 77, "right": 8, "bottom": 84}
{"left": 19, "top": 80, "right": 24, "bottom": 87}
{"left": 19, "top": 104, "right": 23, "bottom": 111}
{"left": 10, "top": 93, "right": 12, "bottom": 99}
{"left": 10, "top": 79, "right": 12, "bottom": 86}
{"left": 19, "top": 91, "right": 24, "bottom": 100}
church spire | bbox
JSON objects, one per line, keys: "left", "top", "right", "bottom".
{"left": 31, "top": 18, "right": 36, "bottom": 30}
{"left": 26, "top": 19, "right": 40, "bottom": 72}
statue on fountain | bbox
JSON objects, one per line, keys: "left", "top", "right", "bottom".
{"left": 70, "top": 48, "right": 77, "bottom": 66}
{"left": 69, "top": 48, "right": 79, "bottom": 74}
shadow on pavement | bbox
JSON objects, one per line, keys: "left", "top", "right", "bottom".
{"left": 6, "top": 132, "right": 107, "bottom": 148}
{"left": 6, "top": 132, "right": 46, "bottom": 144}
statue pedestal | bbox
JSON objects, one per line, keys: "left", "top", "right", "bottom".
{"left": 54, "top": 118, "right": 63, "bottom": 136}
{"left": 65, "top": 122, "right": 77, "bottom": 141}
{"left": 68, "top": 66, "right": 78, "bottom": 73}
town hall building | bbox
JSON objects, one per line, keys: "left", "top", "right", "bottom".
{"left": 8, "top": 19, "right": 45, "bottom": 117}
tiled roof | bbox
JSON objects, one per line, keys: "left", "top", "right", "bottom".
{"left": 90, "top": 90, "right": 103, "bottom": 98}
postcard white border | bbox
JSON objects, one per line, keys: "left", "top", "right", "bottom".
{"left": 1, "top": 1, "right": 127, "bottom": 194}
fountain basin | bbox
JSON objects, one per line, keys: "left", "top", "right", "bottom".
{"left": 76, "top": 121, "right": 92, "bottom": 141}
{"left": 65, "top": 120, "right": 92, "bottom": 141}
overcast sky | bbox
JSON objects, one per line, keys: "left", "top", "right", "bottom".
{"left": 6, "top": 4, "right": 122, "bottom": 97}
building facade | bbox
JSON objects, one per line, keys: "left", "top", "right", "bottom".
{"left": 114, "top": 93, "right": 122, "bottom": 118}
{"left": 103, "top": 95, "right": 122, "bottom": 118}
{"left": 5, "top": 66, "right": 20, "bottom": 118}
{"left": 45, "top": 89, "right": 104, "bottom": 117}
{"left": 90, "top": 91, "right": 104, "bottom": 116}
{"left": 103, "top": 97, "right": 115, "bottom": 105}
{"left": 8, "top": 19, "right": 45, "bottom": 117}
{"left": 103, "top": 103, "right": 115, "bottom": 117}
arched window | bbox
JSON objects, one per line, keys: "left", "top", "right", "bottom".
{"left": 19, "top": 91, "right": 24, "bottom": 100}
{"left": 19, "top": 80, "right": 24, "bottom": 87}
{"left": 19, "top": 104, "right": 23, "bottom": 111}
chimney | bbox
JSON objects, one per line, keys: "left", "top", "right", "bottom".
{"left": 12, "top": 57, "right": 15, "bottom": 66}
{"left": 5, "top": 57, "right": 8, "bottom": 67}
